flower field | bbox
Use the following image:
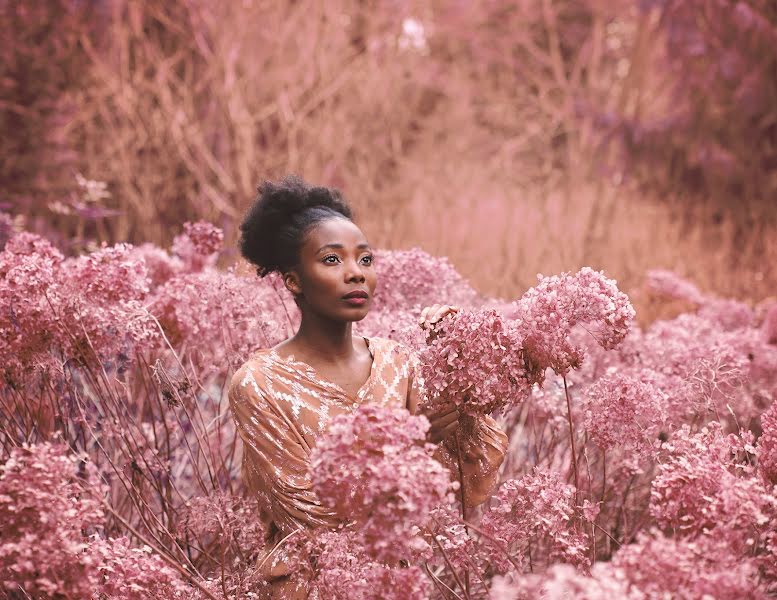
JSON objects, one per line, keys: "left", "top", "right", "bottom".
{"left": 2, "top": 217, "right": 776, "bottom": 599}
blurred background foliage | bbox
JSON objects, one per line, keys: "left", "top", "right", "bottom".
{"left": 2, "top": 0, "right": 775, "bottom": 321}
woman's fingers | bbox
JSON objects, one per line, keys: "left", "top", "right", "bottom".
{"left": 419, "top": 304, "right": 459, "bottom": 329}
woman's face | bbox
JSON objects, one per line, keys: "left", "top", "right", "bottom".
{"left": 288, "top": 217, "right": 377, "bottom": 322}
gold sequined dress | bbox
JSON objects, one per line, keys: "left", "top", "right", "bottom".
{"left": 228, "top": 336, "right": 508, "bottom": 597}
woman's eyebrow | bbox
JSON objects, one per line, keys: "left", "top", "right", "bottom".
{"left": 315, "top": 242, "right": 371, "bottom": 254}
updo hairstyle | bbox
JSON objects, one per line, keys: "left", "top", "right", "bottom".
{"left": 239, "top": 175, "right": 353, "bottom": 277}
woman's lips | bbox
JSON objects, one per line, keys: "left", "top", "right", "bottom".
{"left": 342, "top": 296, "right": 368, "bottom": 306}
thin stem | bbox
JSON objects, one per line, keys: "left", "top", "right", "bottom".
{"left": 562, "top": 376, "right": 579, "bottom": 499}
{"left": 454, "top": 431, "right": 471, "bottom": 596}
{"left": 428, "top": 528, "right": 472, "bottom": 600}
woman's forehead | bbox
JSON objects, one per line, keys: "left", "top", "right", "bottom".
{"left": 303, "top": 218, "right": 369, "bottom": 252}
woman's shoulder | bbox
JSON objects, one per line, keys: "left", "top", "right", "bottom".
{"left": 229, "top": 350, "right": 275, "bottom": 398}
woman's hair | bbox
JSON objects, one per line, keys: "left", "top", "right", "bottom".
{"left": 238, "top": 175, "right": 353, "bottom": 277}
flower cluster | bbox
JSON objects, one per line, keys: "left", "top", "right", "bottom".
{"left": 149, "top": 267, "right": 292, "bottom": 368}
{"left": 371, "top": 248, "right": 480, "bottom": 313}
{"left": 650, "top": 423, "right": 771, "bottom": 544}
{"left": 304, "top": 529, "right": 431, "bottom": 600}
{"left": 582, "top": 372, "right": 666, "bottom": 460}
{"left": 171, "top": 220, "right": 224, "bottom": 272}
{"left": 480, "top": 468, "right": 589, "bottom": 572}
{"left": 310, "top": 405, "right": 452, "bottom": 562}
{"left": 645, "top": 268, "right": 705, "bottom": 305}
{"left": 512, "top": 267, "right": 635, "bottom": 376}
{"left": 0, "top": 442, "right": 107, "bottom": 598}
{"left": 418, "top": 308, "right": 533, "bottom": 416}
{"left": 758, "top": 401, "right": 777, "bottom": 486}
{"left": 0, "top": 234, "right": 159, "bottom": 388}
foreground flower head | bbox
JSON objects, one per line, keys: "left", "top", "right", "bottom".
{"left": 418, "top": 308, "right": 534, "bottom": 416}
{"left": 310, "top": 405, "right": 452, "bottom": 562}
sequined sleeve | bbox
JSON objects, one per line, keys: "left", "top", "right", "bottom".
{"left": 407, "top": 353, "right": 508, "bottom": 508}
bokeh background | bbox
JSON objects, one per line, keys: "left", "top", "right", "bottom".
{"left": 4, "top": 0, "right": 776, "bottom": 319}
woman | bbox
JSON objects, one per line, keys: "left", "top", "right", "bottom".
{"left": 228, "top": 175, "right": 507, "bottom": 597}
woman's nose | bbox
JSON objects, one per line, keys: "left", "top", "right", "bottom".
{"left": 344, "top": 259, "right": 366, "bottom": 282}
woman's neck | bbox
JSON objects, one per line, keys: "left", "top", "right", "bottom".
{"left": 291, "top": 314, "right": 359, "bottom": 364}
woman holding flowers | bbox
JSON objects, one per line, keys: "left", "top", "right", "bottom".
{"left": 228, "top": 175, "right": 507, "bottom": 598}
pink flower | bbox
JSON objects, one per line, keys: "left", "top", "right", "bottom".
{"left": 650, "top": 423, "right": 772, "bottom": 545}
{"left": 582, "top": 373, "right": 666, "bottom": 459}
{"left": 171, "top": 220, "right": 224, "bottom": 272}
{"left": 0, "top": 442, "right": 107, "bottom": 598}
{"left": 757, "top": 401, "right": 777, "bottom": 486}
{"left": 513, "top": 267, "right": 635, "bottom": 376}
{"left": 418, "top": 308, "right": 534, "bottom": 416}
{"left": 371, "top": 248, "right": 480, "bottom": 313}
{"left": 610, "top": 530, "right": 766, "bottom": 599}
{"left": 302, "top": 529, "right": 432, "bottom": 600}
{"left": 645, "top": 269, "right": 705, "bottom": 305}
{"left": 480, "top": 468, "right": 589, "bottom": 572}
{"left": 310, "top": 405, "right": 453, "bottom": 562}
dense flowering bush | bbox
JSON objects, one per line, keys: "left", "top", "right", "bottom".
{"left": 3, "top": 221, "right": 777, "bottom": 598}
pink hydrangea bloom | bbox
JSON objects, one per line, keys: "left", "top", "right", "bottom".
{"left": 303, "top": 529, "right": 431, "bottom": 600}
{"left": 171, "top": 220, "right": 224, "bottom": 272}
{"left": 512, "top": 267, "right": 635, "bottom": 376}
{"left": 88, "top": 535, "right": 191, "bottom": 600}
{"left": 758, "top": 401, "right": 777, "bottom": 486}
{"left": 60, "top": 242, "right": 150, "bottom": 303}
{"left": 480, "top": 468, "right": 589, "bottom": 572}
{"left": 181, "top": 491, "right": 266, "bottom": 561}
{"left": 418, "top": 308, "right": 534, "bottom": 416}
{"left": 149, "top": 268, "right": 293, "bottom": 368}
{"left": 650, "top": 423, "right": 772, "bottom": 543}
{"left": 310, "top": 405, "right": 452, "bottom": 562}
{"left": 645, "top": 269, "right": 705, "bottom": 305}
{"left": 127, "top": 242, "right": 184, "bottom": 290}
{"left": 610, "top": 530, "right": 767, "bottom": 599}
{"left": 582, "top": 372, "right": 666, "bottom": 459}
{"left": 0, "top": 442, "right": 107, "bottom": 598}
{"left": 698, "top": 298, "right": 754, "bottom": 331}
{"left": 490, "top": 563, "right": 638, "bottom": 600}
{"left": 1, "top": 235, "right": 160, "bottom": 388}
{"left": 370, "top": 248, "right": 480, "bottom": 313}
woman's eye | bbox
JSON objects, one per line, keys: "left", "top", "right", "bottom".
{"left": 323, "top": 255, "right": 340, "bottom": 264}
{"left": 361, "top": 255, "right": 373, "bottom": 265}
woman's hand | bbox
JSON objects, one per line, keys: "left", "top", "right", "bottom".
{"left": 424, "top": 402, "right": 460, "bottom": 444}
{"left": 418, "top": 304, "right": 459, "bottom": 341}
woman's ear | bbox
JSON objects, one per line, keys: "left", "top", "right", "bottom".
{"left": 283, "top": 271, "right": 302, "bottom": 297}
